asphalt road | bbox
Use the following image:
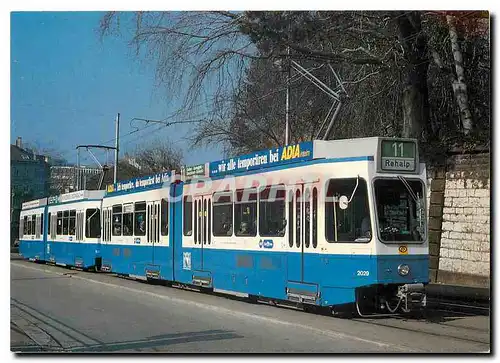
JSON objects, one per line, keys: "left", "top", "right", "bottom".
{"left": 10, "top": 259, "right": 490, "bottom": 353}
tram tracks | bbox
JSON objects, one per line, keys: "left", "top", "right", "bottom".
{"left": 11, "top": 298, "right": 104, "bottom": 352}
{"left": 348, "top": 315, "right": 489, "bottom": 346}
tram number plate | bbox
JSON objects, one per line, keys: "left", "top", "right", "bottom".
{"left": 356, "top": 270, "right": 370, "bottom": 277}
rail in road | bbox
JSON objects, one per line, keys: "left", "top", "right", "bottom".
{"left": 10, "top": 258, "right": 490, "bottom": 353}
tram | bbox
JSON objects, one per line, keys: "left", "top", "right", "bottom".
{"left": 18, "top": 137, "right": 428, "bottom": 314}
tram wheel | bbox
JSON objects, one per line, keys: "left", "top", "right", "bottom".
{"left": 303, "top": 304, "right": 318, "bottom": 314}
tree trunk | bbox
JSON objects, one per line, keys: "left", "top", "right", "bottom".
{"left": 397, "top": 12, "right": 430, "bottom": 139}
{"left": 447, "top": 15, "right": 473, "bottom": 135}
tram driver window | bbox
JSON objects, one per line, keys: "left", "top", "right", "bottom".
{"left": 325, "top": 178, "right": 371, "bottom": 243}
{"left": 374, "top": 179, "right": 425, "bottom": 242}
{"left": 213, "top": 192, "right": 233, "bottom": 236}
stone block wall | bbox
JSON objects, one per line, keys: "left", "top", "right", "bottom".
{"left": 427, "top": 152, "right": 490, "bottom": 287}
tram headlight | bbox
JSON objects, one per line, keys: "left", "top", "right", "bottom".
{"left": 398, "top": 264, "right": 410, "bottom": 276}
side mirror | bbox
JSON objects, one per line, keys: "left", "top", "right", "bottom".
{"left": 339, "top": 195, "right": 349, "bottom": 209}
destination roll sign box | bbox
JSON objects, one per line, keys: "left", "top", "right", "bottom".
{"left": 379, "top": 139, "right": 418, "bottom": 173}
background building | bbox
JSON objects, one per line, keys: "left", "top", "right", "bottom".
{"left": 50, "top": 165, "right": 101, "bottom": 194}
{"left": 10, "top": 137, "right": 50, "bottom": 245}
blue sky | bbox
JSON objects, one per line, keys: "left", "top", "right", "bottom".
{"left": 10, "top": 11, "right": 224, "bottom": 167}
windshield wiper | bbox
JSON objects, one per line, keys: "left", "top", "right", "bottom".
{"left": 398, "top": 175, "right": 424, "bottom": 238}
{"left": 397, "top": 175, "right": 418, "bottom": 203}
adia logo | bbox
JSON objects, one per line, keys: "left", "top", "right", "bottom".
{"left": 280, "top": 144, "right": 310, "bottom": 161}
{"left": 259, "top": 239, "right": 274, "bottom": 249}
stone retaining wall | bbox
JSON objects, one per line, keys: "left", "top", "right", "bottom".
{"left": 427, "top": 152, "right": 490, "bottom": 287}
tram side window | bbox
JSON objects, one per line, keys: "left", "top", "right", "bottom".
{"left": 47, "top": 213, "right": 51, "bottom": 235}
{"left": 112, "top": 205, "right": 122, "bottom": 236}
{"left": 69, "top": 210, "right": 76, "bottom": 236}
{"left": 325, "top": 178, "right": 371, "bottom": 243}
{"left": 122, "top": 204, "right": 134, "bottom": 236}
{"left": 213, "top": 192, "right": 233, "bottom": 236}
{"left": 40, "top": 213, "right": 44, "bottom": 236}
{"left": 312, "top": 188, "right": 318, "bottom": 248}
{"left": 85, "top": 208, "right": 101, "bottom": 238}
{"left": 134, "top": 202, "right": 146, "bottom": 236}
{"left": 27, "top": 216, "right": 32, "bottom": 235}
{"left": 288, "top": 191, "right": 294, "bottom": 247}
{"left": 63, "top": 211, "right": 69, "bottom": 235}
{"left": 23, "top": 216, "right": 28, "bottom": 235}
{"left": 259, "top": 186, "right": 286, "bottom": 237}
{"left": 235, "top": 189, "right": 257, "bottom": 237}
{"left": 304, "top": 188, "right": 311, "bottom": 248}
{"left": 19, "top": 217, "right": 24, "bottom": 238}
{"left": 296, "top": 190, "right": 301, "bottom": 247}
{"left": 57, "top": 212, "right": 63, "bottom": 235}
{"left": 183, "top": 196, "right": 193, "bottom": 236}
{"left": 161, "top": 198, "right": 168, "bottom": 236}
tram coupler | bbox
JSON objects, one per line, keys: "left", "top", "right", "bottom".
{"left": 397, "top": 283, "right": 427, "bottom": 312}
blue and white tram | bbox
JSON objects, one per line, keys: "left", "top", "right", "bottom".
{"left": 19, "top": 198, "right": 48, "bottom": 262}
{"left": 45, "top": 190, "right": 105, "bottom": 269}
{"left": 17, "top": 136, "right": 428, "bottom": 314}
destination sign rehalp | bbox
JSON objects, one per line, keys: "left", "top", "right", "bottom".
{"left": 380, "top": 139, "right": 417, "bottom": 172}
{"left": 381, "top": 157, "right": 415, "bottom": 171}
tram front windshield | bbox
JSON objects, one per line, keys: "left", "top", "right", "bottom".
{"left": 374, "top": 178, "right": 425, "bottom": 242}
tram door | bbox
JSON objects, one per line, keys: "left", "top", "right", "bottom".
{"left": 287, "top": 182, "right": 317, "bottom": 282}
{"left": 192, "top": 195, "right": 211, "bottom": 271}
{"left": 147, "top": 201, "right": 160, "bottom": 263}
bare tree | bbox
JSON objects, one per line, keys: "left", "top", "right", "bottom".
{"left": 98, "top": 11, "right": 426, "bottom": 144}
{"left": 446, "top": 14, "right": 473, "bottom": 135}
{"left": 99, "top": 11, "right": 489, "bottom": 156}
{"left": 426, "top": 11, "right": 489, "bottom": 148}
{"left": 133, "top": 139, "right": 183, "bottom": 174}
{"left": 99, "top": 12, "right": 257, "bottom": 121}
{"left": 87, "top": 138, "right": 183, "bottom": 189}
